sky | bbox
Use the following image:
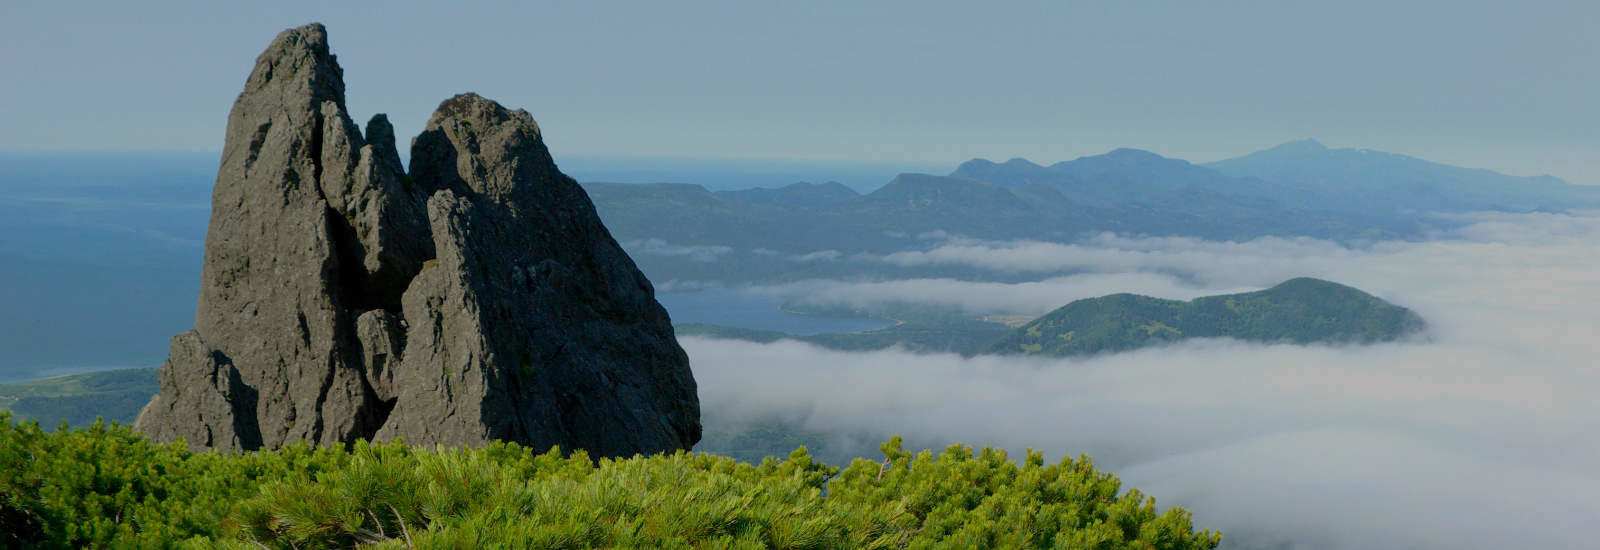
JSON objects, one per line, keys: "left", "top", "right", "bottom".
{"left": 688, "top": 209, "right": 1600, "bottom": 549}
{"left": 2, "top": 0, "right": 1597, "bottom": 184}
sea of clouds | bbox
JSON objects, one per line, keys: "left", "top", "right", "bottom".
{"left": 685, "top": 210, "right": 1600, "bottom": 549}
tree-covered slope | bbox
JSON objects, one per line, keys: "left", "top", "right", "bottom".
{"left": 989, "top": 278, "right": 1425, "bottom": 356}
{"left": 0, "top": 414, "right": 1221, "bottom": 549}
{"left": 0, "top": 368, "right": 156, "bottom": 429}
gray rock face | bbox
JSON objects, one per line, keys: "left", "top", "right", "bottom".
{"left": 137, "top": 331, "right": 261, "bottom": 450}
{"left": 369, "top": 95, "right": 701, "bottom": 455}
{"left": 134, "top": 23, "right": 699, "bottom": 456}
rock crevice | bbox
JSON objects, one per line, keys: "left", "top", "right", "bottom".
{"left": 135, "top": 23, "right": 700, "bottom": 456}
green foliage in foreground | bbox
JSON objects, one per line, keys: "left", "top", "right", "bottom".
{"left": 990, "top": 277, "right": 1426, "bottom": 357}
{"left": 0, "top": 413, "right": 1220, "bottom": 549}
{"left": 697, "top": 419, "right": 836, "bottom": 466}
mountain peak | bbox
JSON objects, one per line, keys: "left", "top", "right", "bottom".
{"left": 241, "top": 22, "right": 345, "bottom": 113}
{"left": 1104, "top": 147, "right": 1165, "bottom": 158}
{"left": 1270, "top": 138, "right": 1328, "bottom": 153}
{"left": 1265, "top": 277, "right": 1346, "bottom": 293}
{"left": 1056, "top": 148, "right": 1182, "bottom": 169}
{"left": 950, "top": 157, "right": 1051, "bottom": 184}
{"left": 1002, "top": 157, "right": 1044, "bottom": 168}
{"left": 1060, "top": 148, "right": 1177, "bottom": 167}
{"left": 951, "top": 158, "right": 998, "bottom": 173}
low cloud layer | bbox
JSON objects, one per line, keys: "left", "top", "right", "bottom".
{"left": 686, "top": 210, "right": 1600, "bottom": 549}
{"left": 621, "top": 238, "right": 733, "bottom": 262}
{"left": 746, "top": 211, "right": 1600, "bottom": 318}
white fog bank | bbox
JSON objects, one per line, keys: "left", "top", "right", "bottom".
{"left": 685, "top": 210, "right": 1600, "bottom": 549}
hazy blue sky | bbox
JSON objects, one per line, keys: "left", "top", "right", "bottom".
{"left": 3, "top": 1, "right": 1596, "bottom": 183}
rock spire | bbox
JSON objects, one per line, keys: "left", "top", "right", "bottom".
{"left": 134, "top": 23, "right": 700, "bottom": 456}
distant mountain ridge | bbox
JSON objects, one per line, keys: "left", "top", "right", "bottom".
{"left": 586, "top": 155, "right": 1409, "bottom": 254}
{"left": 954, "top": 148, "right": 1248, "bottom": 207}
{"left": 719, "top": 181, "right": 859, "bottom": 208}
{"left": 582, "top": 140, "right": 1600, "bottom": 284}
{"left": 988, "top": 278, "right": 1425, "bottom": 357}
{"left": 1205, "top": 139, "right": 1583, "bottom": 213}
{"left": 953, "top": 141, "right": 1594, "bottom": 217}
{"left": 1208, "top": 138, "right": 1567, "bottom": 188}
{"left": 583, "top": 141, "right": 1600, "bottom": 284}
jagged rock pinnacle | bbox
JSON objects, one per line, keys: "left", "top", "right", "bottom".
{"left": 135, "top": 23, "right": 700, "bottom": 456}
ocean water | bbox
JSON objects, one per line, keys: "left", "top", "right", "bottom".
{"left": 0, "top": 153, "right": 887, "bottom": 382}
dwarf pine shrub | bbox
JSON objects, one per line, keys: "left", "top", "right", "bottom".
{"left": 0, "top": 413, "right": 1219, "bottom": 549}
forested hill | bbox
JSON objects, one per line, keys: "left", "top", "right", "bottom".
{"left": 988, "top": 278, "right": 1425, "bottom": 357}
{"left": 0, "top": 369, "right": 156, "bottom": 428}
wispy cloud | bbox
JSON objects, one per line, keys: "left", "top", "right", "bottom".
{"left": 788, "top": 249, "right": 842, "bottom": 263}
{"left": 621, "top": 238, "right": 734, "bottom": 262}
{"left": 739, "top": 211, "right": 1600, "bottom": 317}
{"left": 853, "top": 211, "right": 1600, "bottom": 283}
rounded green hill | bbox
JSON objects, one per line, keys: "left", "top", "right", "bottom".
{"left": 988, "top": 278, "right": 1425, "bottom": 357}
